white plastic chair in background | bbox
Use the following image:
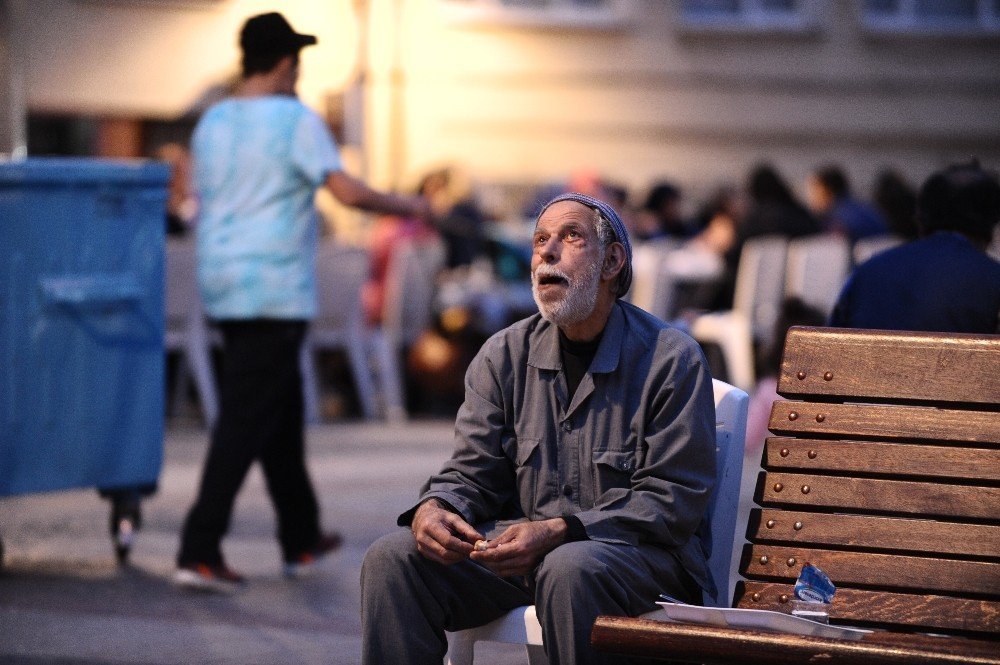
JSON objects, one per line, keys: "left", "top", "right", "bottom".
{"left": 852, "top": 233, "right": 904, "bottom": 266}
{"left": 444, "top": 378, "right": 752, "bottom": 665}
{"left": 370, "top": 237, "right": 447, "bottom": 422}
{"left": 301, "top": 241, "right": 378, "bottom": 423}
{"left": 784, "top": 234, "right": 851, "bottom": 317}
{"left": 164, "top": 240, "right": 218, "bottom": 428}
{"left": 689, "top": 235, "right": 789, "bottom": 392}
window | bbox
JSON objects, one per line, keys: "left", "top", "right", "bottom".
{"left": 439, "top": 0, "right": 629, "bottom": 30}
{"left": 680, "top": 0, "right": 816, "bottom": 32}
{"left": 861, "top": 0, "right": 1000, "bottom": 34}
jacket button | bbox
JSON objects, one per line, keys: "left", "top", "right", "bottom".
{"left": 562, "top": 484, "right": 573, "bottom": 497}
{"left": 561, "top": 421, "right": 571, "bottom": 432}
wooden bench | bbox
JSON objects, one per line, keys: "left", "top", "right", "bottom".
{"left": 591, "top": 327, "right": 1000, "bottom": 664}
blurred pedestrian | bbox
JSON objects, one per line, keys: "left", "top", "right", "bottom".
{"left": 174, "top": 11, "right": 429, "bottom": 593}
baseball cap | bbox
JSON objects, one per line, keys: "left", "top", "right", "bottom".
{"left": 240, "top": 12, "right": 317, "bottom": 56}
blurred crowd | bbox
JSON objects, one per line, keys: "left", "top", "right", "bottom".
{"left": 161, "top": 145, "right": 997, "bottom": 421}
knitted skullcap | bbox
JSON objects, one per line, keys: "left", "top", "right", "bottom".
{"left": 537, "top": 192, "right": 633, "bottom": 297}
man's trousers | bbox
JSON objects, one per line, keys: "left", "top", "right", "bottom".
{"left": 360, "top": 529, "right": 699, "bottom": 665}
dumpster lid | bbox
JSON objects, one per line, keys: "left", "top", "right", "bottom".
{"left": 0, "top": 157, "right": 170, "bottom": 186}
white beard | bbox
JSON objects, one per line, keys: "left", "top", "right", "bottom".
{"left": 532, "top": 259, "right": 601, "bottom": 327}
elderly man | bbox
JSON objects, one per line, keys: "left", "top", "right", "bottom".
{"left": 360, "top": 193, "right": 716, "bottom": 665}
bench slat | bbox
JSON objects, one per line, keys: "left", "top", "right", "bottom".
{"left": 749, "top": 509, "right": 1000, "bottom": 558}
{"left": 776, "top": 327, "right": 1000, "bottom": 405}
{"left": 758, "top": 471, "right": 1000, "bottom": 520}
{"left": 737, "top": 582, "right": 1000, "bottom": 635}
{"left": 764, "top": 437, "right": 1000, "bottom": 481}
{"left": 591, "top": 616, "right": 1000, "bottom": 664}
{"left": 768, "top": 401, "right": 1000, "bottom": 444}
{"left": 743, "top": 545, "right": 1000, "bottom": 596}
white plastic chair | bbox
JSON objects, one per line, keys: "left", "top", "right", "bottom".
{"left": 444, "top": 378, "right": 752, "bottom": 665}
{"left": 300, "top": 241, "right": 378, "bottom": 423}
{"left": 164, "top": 240, "right": 218, "bottom": 428}
{"left": 784, "top": 234, "right": 851, "bottom": 317}
{"left": 852, "top": 233, "right": 904, "bottom": 266}
{"left": 370, "top": 237, "right": 447, "bottom": 422}
{"left": 689, "top": 235, "right": 789, "bottom": 391}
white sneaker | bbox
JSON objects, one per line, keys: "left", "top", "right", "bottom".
{"left": 173, "top": 563, "right": 245, "bottom": 594}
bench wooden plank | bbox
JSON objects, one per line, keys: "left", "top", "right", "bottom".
{"left": 743, "top": 545, "right": 1000, "bottom": 596}
{"left": 737, "top": 582, "right": 1000, "bottom": 635}
{"left": 776, "top": 327, "right": 1000, "bottom": 405}
{"left": 758, "top": 472, "right": 1000, "bottom": 520}
{"left": 764, "top": 437, "right": 1000, "bottom": 481}
{"left": 749, "top": 509, "right": 1000, "bottom": 558}
{"left": 767, "top": 400, "right": 1000, "bottom": 444}
{"left": 591, "top": 616, "right": 1000, "bottom": 664}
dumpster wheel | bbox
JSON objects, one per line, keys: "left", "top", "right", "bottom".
{"left": 109, "top": 496, "right": 142, "bottom": 565}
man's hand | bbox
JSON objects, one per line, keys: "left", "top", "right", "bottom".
{"left": 470, "top": 519, "right": 568, "bottom": 577}
{"left": 411, "top": 499, "right": 482, "bottom": 565}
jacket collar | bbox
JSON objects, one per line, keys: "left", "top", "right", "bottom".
{"left": 527, "top": 301, "right": 625, "bottom": 374}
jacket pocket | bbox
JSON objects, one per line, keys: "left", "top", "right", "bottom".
{"left": 592, "top": 449, "right": 637, "bottom": 494}
{"left": 508, "top": 437, "right": 542, "bottom": 517}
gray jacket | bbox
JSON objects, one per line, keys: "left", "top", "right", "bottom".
{"left": 401, "top": 300, "right": 717, "bottom": 593}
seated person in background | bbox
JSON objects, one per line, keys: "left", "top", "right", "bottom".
{"left": 873, "top": 168, "right": 919, "bottom": 240}
{"left": 361, "top": 212, "right": 438, "bottom": 326}
{"left": 715, "top": 164, "right": 820, "bottom": 310}
{"left": 360, "top": 193, "right": 717, "bottom": 665}
{"left": 689, "top": 185, "right": 743, "bottom": 258}
{"left": 807, "top": 165, "right": 888, "bottom": 242}
{"left": 635, "top": 180, "right": 691, "bottom": 241}
{"left": 419, "top": 166, "right": 486, "bottom": 269}
{"left": 829, "top": 160, "right": 1000, "bottom": 333}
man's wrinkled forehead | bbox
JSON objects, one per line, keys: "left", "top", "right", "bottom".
{"left": 535, "top": 199, "right": 599, "bottom": 230}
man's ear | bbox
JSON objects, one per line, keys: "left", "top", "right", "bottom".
{"left": 601, "top": 242, "right": 626, "bottom": 283}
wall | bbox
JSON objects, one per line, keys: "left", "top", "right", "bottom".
{"left": 9, "top": 0, "right": 359, "bottom": 117}
{"left": 8, "top": 0, "right": 1000, "bottom": 205}
{"left": 391, "top": 0, "right": 1000, "bottom": 205}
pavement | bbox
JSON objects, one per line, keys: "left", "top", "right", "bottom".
{"left": 0, "top": 418, "right": 528, "bottom": 665}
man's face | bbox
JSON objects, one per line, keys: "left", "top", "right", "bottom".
{"left": 531, "top": 200, "right": 605, "bottom": 326}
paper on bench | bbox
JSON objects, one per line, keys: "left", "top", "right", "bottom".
{"left": 655, "top": 602, "right": 872, "bottom": 641}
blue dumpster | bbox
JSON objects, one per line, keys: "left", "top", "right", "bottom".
{"left": 0, "top": 157, "right": 169, "bottom": 563}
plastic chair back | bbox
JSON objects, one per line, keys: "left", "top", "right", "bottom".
{"left": 852, "top": 233, "right": 904, "bottom": 266}
{"left": 381, "top": 237, "right": 446, "bottom": 346}
{"left": 784, "top": 234, "right": 851, "bottom": 317}
{"left": 732, "top": 235, "right": 788, "bottom": 349}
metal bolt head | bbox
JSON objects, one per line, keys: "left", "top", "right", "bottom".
{"left": 823, "top": 371, "right": 834, "bottom": 381}
{"left": 815, "top": 414, "right": 826, "bottom": 423}
{"left": 759, "top": 555, "right": 769, "bottom": 565}
{"left": 788, "top": 412, "right": 799, "bottom": 421}
{"left": 796, "top": 371, "right": 806, "bottom": 380}
{"left": 794, "top": 521, "right": 803, "bottom": 530}
{"left": 787, "top": 557, "right": 797, "bottom": 567}
{"left": 801, "top": 485, "right": 811, "bottom": 494}
{"left": 752, "top": 592, "right": 761, "bottom": 602}
{"left": 780, "top": 448, "right": 790, "bottom": 457}
{"left": 807, "top": 450, "right": 817, "bottom": 459}
{"left": 766, "top": 519, "right": 776, "bottom": 528}
{"left": 773, "top": 483, "right": 784, "bottom": 492}
{"left": 779, "top": 594, "right": 789, "bottom": 603}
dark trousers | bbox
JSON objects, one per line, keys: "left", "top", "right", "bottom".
{"left": 361, "top": 530, "right": 698, "bottom": 665}
{"left": 178, "top": 319, "right": 320, "bottom": 566}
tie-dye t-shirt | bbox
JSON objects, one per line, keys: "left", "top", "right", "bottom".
{"left": 192, "top": 96, "right": 341, "bottom": 320}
